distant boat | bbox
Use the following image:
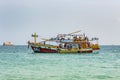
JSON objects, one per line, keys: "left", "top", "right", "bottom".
{"left": 3, "top": 41, "right": 13, "bottom": 46}
{"left": 28, "top": 31, "right": 100, "bottom": 53}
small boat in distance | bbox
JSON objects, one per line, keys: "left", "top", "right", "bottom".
{"left": 28, "top": 30, "right": 100, "bottom": 53}
{"left": 3, "top": 41, "right": 13, "bottom": 46}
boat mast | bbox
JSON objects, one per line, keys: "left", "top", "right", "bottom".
{"left": 68, "top": 30, "right": 81, "bottom": 35}
{"left": 32, "top": 32, "right": 38, "bottom": 43}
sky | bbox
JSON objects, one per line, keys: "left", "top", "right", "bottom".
{"left": 0, "top": 0, "right": 120, "bottom": 45}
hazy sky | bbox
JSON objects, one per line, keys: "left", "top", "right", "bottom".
{"left": 0, "top": 0, "right": 120, "bottom": 45}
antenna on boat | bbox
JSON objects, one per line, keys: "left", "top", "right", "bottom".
{"left": 31, "top": 32, "right": 38, "bottom": 43}
{"left": 68, "top": 30, "right": 81, "bottom": 35}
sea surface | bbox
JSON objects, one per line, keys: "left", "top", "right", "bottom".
{"left": 0, "top": 45, "right": 120, "bottom": 80}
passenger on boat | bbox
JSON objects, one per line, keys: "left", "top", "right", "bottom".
{"left": 59, "top": 44, "right": 62, "bottom": 48}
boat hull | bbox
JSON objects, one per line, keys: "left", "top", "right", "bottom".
{"left": 31, "top": 46, "right": 93, "bottom": 53}
{"left": 59, "top": 48, "right": 93, "bottom": 53}
{"left": 31, "top": 46, "right": 58, "bottom": 53}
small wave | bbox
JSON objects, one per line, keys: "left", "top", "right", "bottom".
{"left": 93, "top": 75, "right": 113, "bottom": 79}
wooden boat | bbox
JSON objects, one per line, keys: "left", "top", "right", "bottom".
{"left": 28, "top": 31, "right": 100, "bottom": 53}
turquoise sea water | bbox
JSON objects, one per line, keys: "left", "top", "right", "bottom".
{"left": 0, "top": 45, "right": 120, "bottom": 80}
